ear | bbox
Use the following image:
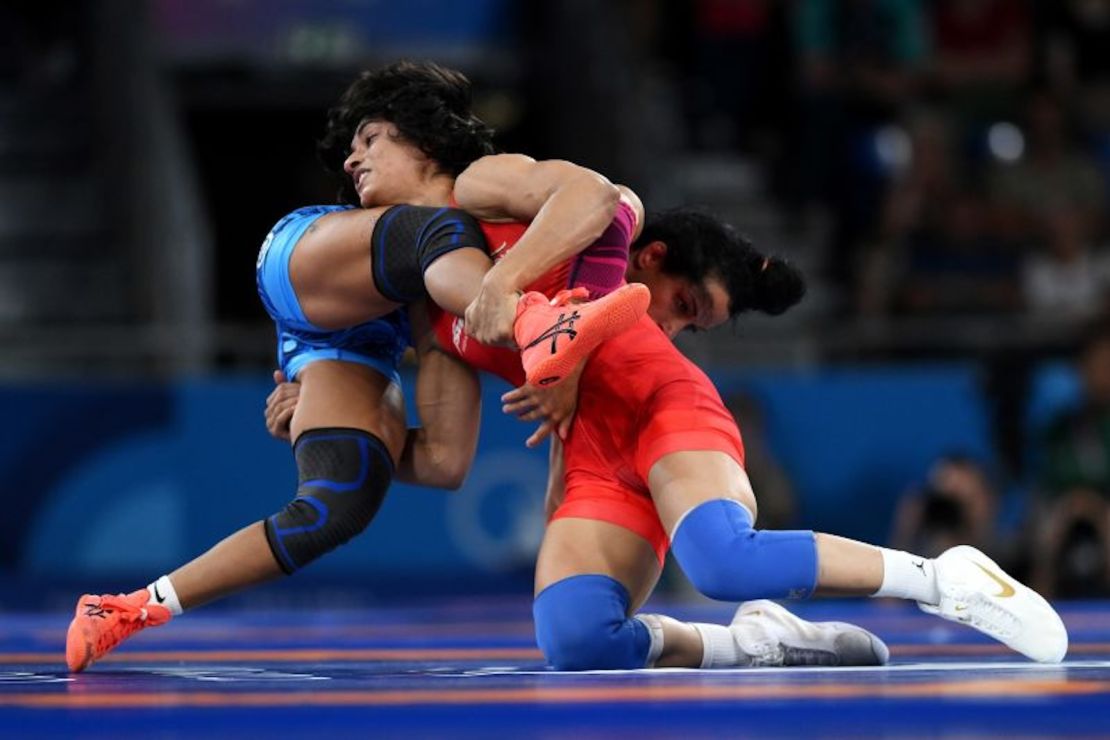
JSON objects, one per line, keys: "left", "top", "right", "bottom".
{"left": 636, "top": 240, "right": 668, "bottom": 269}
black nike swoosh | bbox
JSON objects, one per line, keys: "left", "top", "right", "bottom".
{"left": 153, "top": 582, "right": 166, "bottom": 603}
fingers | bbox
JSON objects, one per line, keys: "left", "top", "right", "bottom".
{"left": 526, "top": 420, "right": 556, "bottom": 448}
{"left": 265, "top": 371, "right": 298, "bottom": 442}
{"left": 557, "top": 413, "right": 574, "bottom": 440}
{"left": 265, "top": 398, "right": 295, "bottom": 441}
{"left": 501, "top": 396, "right": 535, "bottom": 415}
{"left": 268, "top": 410, "right": 294, "bottom": 441}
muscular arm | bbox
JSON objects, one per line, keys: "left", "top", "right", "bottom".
{"left": 454, "top": 153, "right": 622, "bottom": 290}
{"left": 395, "top": 304, "right": 482, "bottom": 490}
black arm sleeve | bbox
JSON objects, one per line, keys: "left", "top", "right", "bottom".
{"left": 370, "top": 205, "right": 489, "bottom": 304}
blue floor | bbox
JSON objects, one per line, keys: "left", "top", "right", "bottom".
{"left": 1, "top": 597, "right": 1108, "bottom": 738}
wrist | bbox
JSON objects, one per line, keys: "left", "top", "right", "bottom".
{"left": 482, "top": 264, "right": 523, "bottom": 294}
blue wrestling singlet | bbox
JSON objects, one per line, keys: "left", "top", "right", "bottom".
{"left": 256, "top": 205, "right": 410, "bottom": 385}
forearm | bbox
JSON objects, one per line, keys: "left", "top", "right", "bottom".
{"left": 396, "top": 425, "right": 475, "bottom": 490}
{"left": 486, "top": 170, "right": 619, "bottom": 290}
{"left": 395, "top": 316, "right": 482, "bottom": 490}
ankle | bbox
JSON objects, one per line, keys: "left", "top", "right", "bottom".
{"left": 145, "top": 575, "right": 184, "bottom": 616}
{"left": 873, "top": 548, "right": 940, "bottom": 605}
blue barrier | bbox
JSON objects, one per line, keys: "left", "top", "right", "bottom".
{"left": 4, "top": 362, "right": 1068, "bottom": 587}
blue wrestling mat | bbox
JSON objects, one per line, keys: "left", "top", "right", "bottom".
{"left": 1, "top": 597, "right": 1108, "bottom": 738}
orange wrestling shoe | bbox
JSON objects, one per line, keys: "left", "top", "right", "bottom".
{"left": 515, "top": 283, "right": 649, "bottom": 387}
{"left": 65, "top": 589, "right": 171, "bottom": 672}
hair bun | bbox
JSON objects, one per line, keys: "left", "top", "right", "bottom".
{"left": 752, "top": 256, "right": 806, "bottom": 315}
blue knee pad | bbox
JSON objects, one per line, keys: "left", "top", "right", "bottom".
{"left": 671, "top": 499, "right": 818, "bottom": 601}
{"left": 533, "top": 575, "right": 652, "bottom": 671}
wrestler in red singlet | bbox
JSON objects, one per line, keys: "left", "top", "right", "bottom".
{"left": 430, "top": 201, "right": 746, "bottom": 564}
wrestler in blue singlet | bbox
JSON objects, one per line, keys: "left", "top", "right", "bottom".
{"left": 256, "top": 205, "right": 410, "bottom": 385}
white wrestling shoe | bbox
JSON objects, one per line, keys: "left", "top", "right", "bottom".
{"left": 729, "top": 599, "right": 890, "bottom": 667}
{"left": 918, "top": 545, "right": 1068, "bottom": 663}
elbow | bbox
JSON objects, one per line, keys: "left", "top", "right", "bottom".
{"left": 434, "top": 451, "right": 472, "bottom": 491}
{"left": 586, "top": 173, "right": 621, "bottom": 215}
{"left": 552, "top": 162, "right": 619, "bottom": 217}
{"left": 440, "top": 466, "right": 469, "bottom": 491}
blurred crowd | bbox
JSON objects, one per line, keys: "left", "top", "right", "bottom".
{"left": 636, "top": 0, "right": 1110, "bottom": 597}
{"left": 640, "top": 0, "right": 1110, "bottom": 322}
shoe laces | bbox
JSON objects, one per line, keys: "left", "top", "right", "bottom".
{"left": 951, "top": 591, "right": 1020, "bottom": 639}
{"left": 745, "top": 641, "right": 786, "bottom": 668}
{"left": 85, "top": 594, "right": 153, "bottom": 653}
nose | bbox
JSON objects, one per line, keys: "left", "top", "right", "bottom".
{"left": 659, "top": 319, "right": 681, "bottom": 338}
{"left": 343, "top": 148, "right": 360, "bottom": 177}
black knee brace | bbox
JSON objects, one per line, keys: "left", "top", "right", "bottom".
{"left": 370, "top": 204, "right": 489, "bottom": 303}
{"left": 264, "top": 427, "right": 394, "bottom": 574}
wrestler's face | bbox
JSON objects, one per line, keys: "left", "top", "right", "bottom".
{"left": 628, "top": 241, "right": 731, "bottom": 338}
{"left": 343, "top": 120, "right": 438, "bottom": 207}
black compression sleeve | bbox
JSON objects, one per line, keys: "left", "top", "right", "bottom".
{"left": 370, "top": 205, "right": 489, "bottom": 304}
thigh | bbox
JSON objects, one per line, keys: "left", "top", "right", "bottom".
{"left": 647, "top": 450, "right": 758, "bottom": 538}
{"left": 290, "top": 208, "right": 398, "bottom": 330}
{"left": 290, "top": 360, "right": 408, "bottom": 464}
{"left": 535, "top": 518, "right": 661, "bottom": 612}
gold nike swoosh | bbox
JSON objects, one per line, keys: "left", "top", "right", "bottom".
{"left": 973, "top": 562, "right": 1016, "bottom": 598}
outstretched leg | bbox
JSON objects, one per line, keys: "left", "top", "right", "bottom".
{"left": 65, "top": 362, "right": 406, "bottom": 672}
{"left": 648, "top": 449, "right": 1068, "bottom": 664}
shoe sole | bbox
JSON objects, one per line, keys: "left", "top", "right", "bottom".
{"left": 525, "top": 283, "right": 650, "bottom": 387}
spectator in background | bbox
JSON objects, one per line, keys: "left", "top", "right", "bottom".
{"left": 1022, "top": 202, "right": 1110, "bottom": 319}
{"left": 929, "top": 0, "right": 1032, "bottom": 122}
{"left": 988, "top": 90, "right": 1104, "bottom": 243}
{"left": 890, "top": 454, "right": 1003, "bottom": 560}
{"left": 789, "top": 0, "right": 928, "bottom": 288}
{"left": 857, "top": 109, "right": 961, "bottom": 315}
{"left": 1041, "top": 0, "right": 1110, "bottom": 129}
{"left": 894, "top": 187, "right": 1022, "bottom": 315}
{"left": 1031, "top": 320, "right": 1110, "bottom": 597}
{"left": 679, "top": 0, "right": 785, "bottom": 152}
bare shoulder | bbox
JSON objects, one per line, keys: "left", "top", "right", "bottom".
{"left": 454, "top": 153, "right": 538, "bottom": 220}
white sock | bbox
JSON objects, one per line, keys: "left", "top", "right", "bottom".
{"left": 873, "top": 548, "right": 940, "bottom": 605}
{"left": 691, "top": 623, "right": 746, "bottom": 668}
{"left": 145, "top": 575, "right": 184, "bottom": 616}
{"left": 634, "top": 614, "right": 665, "bottom": 667}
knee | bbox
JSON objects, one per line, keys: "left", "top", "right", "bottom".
{"left": 264, "top": 428, "right": 394, "bottom": 573}
{"left": 671, "top": 499, "right": 818, "bottom": 602}
{"left": 532, "top": 575, "right": 649, "bottom": 671}
{"left": 670, "top": 500, "right": 755, "bottom": 600}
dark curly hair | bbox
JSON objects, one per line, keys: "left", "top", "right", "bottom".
{"left": 632, "top": 209, "right": 806, "bottom": 318}
{"left": 318, "top": 60, "right": 496, "bottom": 204}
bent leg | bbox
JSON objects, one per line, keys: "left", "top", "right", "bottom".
{"left": 169, "top": 361, "right": 406, "bottom": 609}
{"left": 649, "top": 450, "right": 893, "bottom": 599}
{"left": 534, "top": 517, "right": 708, "bottom": 669}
